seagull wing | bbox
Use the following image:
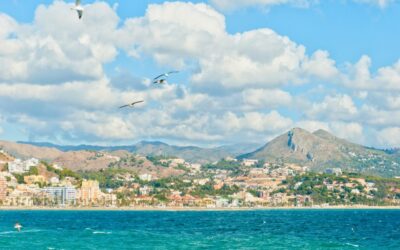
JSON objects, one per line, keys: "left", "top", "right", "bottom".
{"left": 75, "top": 0, "right": 81, "bottom": 6}
{"left": 132, "top": 100, "right": 144, "bottom": 106}
{"left": 168, "top": 71, "right": 179, "bottom": 75}
{"left": 119, "top": 104, "right": 129, "bottom": 109}
{"left": 77, "top": 10, "right": 83, "bottom": 19}
{"left": 153, "top": 73, "right": 167, "bottom": 81}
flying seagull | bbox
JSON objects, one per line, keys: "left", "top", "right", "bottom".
{"left": 119, "top": 100, "right": 144, "bottom": 109}
{"left": 71, "top": 0, "right": 84, "bottom": 19}
{"left": 153, "top": 71, "right": 179, "bottom": 84}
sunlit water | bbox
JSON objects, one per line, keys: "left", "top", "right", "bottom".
{"left": 0, "top": 210, "right": 399, "bottom": 249}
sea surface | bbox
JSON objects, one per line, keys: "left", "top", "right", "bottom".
{"left": 0, "top": 209, "right": 399, "bottom": 249}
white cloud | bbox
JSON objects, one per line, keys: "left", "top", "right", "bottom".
{"left": 363, "top": 92, "right": 400, "bottom": 110}
{"left": 62, "top": 111, "right": 136, "bottom": 140}
{"left": 330, "top": 122, "right": 364, "bottom": 144}
{"left": 295, "top": 120, "right": 364, "bottom": 144}
{"left": 343, "top": 55, "right": 400, "bottom": 91}
{"left": 377, "top": 127, "right": 400, "bottom": 147}
{"left": 210, "top": 0, "right": 316, "bottom": 10}
{"left": 296, "top": 120, "right": 330, "bottom": 132}
{"left": 242, "top": 88, "right": 292, "bottom": 108}
{"left": 302, "top": 50, "right": 339, "bottom": 80}
{"left": 0, "top": 13, "right": 17, "bottom": 38}
{"left": 0, "top": 1, "right": 399, "bottom": 148}
{"left": 121, "top": 3, "right": 339, "bottom": 94}
{"left": 217, "top": 111, "right": 293, "bottom": 133}
{"left": 306, "top": 94, "right": 358, "bottom": 121}
{"left": 0, "top": 2, "right": 119, "bottom": 84}
{"left": 359, "top": 105, "right": 400, "bottom": 127}
{"left": 120, "top": 2, "right": 227, "bottom": 68}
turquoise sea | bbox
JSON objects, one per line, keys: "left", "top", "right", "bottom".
{"left": 0, "top": 210, "right": 399, "bottom": 249}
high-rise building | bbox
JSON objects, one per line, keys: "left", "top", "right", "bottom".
{"left": 43, "top": 187, "right": 77, "bottom": 206}
{"left": 80, "top": 180, "right": 101, "bottom": 205}
{"left": 0, "top": 176, "right": 7, "bottom": 202}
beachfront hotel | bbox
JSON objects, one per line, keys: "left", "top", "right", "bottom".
{"left": 0, "top": 176, "right": 7, "bottom": 202}
{"left": 44, "top": 186, "right": 77, "bottom": 206}
{"left": 80, "top": 180, "right": 101, "bottom": 205}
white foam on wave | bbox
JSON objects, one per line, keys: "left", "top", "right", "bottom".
{"left": 19, "top": 229, "right": 43, "bottom": 234}
{"left": 0, "top": 229, "right": 42, "bottom": 236}
{"left": 0, "top": 231, "right": 16, "bottom": 235}
{"left": 93, "top": 231, "right": 112, "bottom": 235}
{"left": 345, "top": 242, "right": 360, "bottom": 248}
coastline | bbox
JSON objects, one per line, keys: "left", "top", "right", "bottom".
{"left": 1, "top": 206, "right": 400, "bottom": 211}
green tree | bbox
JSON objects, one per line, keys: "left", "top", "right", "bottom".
{"left": 28, "top": 166, "right": 39, "bottom": 176}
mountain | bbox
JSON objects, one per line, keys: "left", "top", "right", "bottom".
{"left": 240, "top": 128, "right": 400, "bottom": 177}
{"left": 17, "top": 141, "right": 260, "bottom": 164}
{"left": 17, "top": 141, "right": 133, "bottom": 152}
{"left": 0, "top": 140, "right": 63, "bottom": 160}
{"left": 9, "top": 129, "right": 400, "bottom": 177}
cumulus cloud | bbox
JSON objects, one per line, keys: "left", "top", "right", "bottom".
{"left": 242, "top": 88, "right": 292, "bottom": 108}
{"left": 377, "top": 127, "right": 400, "bottom": 147}
{"left": 342, "top": 55, "right": 400, "bottom": 91}
{"left": 306, "top": 94, "right": 358, "bottom": 121}
{"left": 0, "top": 2, "right": 119, "bottom": 84}
{"left": 120, "top": 3, "right": 339, "bottom": 94}
{"left": 295, "top": 120, "right": 364, "bottom": 144}
{"left": 359, "top": 105, "right": 400, "bottom": 128}
{"left": 329, "top": 122, "right": 364, "bottom": 144}
{"left": 0, "top": 13, "right": 17, "bottom": 38}
{"left": 217, "top": 111, "right": 293, "bottom": 133}
{"left": 0, "top": 1, "right": 399, "bottom": 148}
{"left": 120, "top": 2, "right": 227, "bottom": 68}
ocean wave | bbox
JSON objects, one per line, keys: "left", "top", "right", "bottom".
{"left": 345, "top": 242, "right": 360, "bottom": 248}
{"left": 93, "top": 231, "right": 112, "bottom": 235}
{"left": 22, "top": 229, "right": 43, "bottom": 233}
{"left": 0, "top": 231, "right": 16, "bottom": 235}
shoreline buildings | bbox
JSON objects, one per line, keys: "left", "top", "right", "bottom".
{"left": 80, "top": 180, "right": 101, "bottom": 205}
{"left": 44, "top": 187, "right": 77, "bottom": 206}
{"left": 0, "top": 176, "right": 7, "bottom": 202}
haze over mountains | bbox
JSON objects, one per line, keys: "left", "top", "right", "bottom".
{"left": 13, "top": 140, "right": 261, "bottom": 164}
{"left": 1, "top": 128, "right": 400, "bottom": 177}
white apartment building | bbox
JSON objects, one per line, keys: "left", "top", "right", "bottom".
{"left": 8, "top": 158, "right": 39, "bottom": 174}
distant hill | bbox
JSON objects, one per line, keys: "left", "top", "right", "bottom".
{"left": 0, "top": 140, "right": 63, "bottom": 160}
{"left": 10, "top": 129, "right": 400, "bottom": 177}
{"left": 17, "top": 141, "right": 133, "bottom": 152}
{"left": 17, "top": 141, "right": 260, "bottom": 164}
{"left": 240, "top": 128, "right": 400, "bottom": 177}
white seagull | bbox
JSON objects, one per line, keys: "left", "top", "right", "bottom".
{"left": 71, "top": 0, "right": 84, "bottom": 20}
{"left": 119, "top": 100, "right": 144, "bottom": 109}
{"left": 153, "top": 71, "right": 179, "bottom": 84}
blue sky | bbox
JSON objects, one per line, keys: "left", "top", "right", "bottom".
{"left": 0, "top": 0, "right": 400, "bottom": 147}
